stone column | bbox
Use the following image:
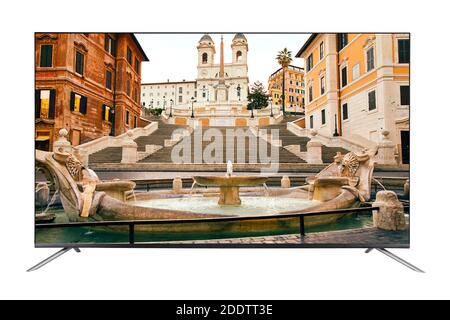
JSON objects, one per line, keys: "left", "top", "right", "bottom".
{"left": 281, "top": 175, "right": 291, "bottom": 188}
{"left": 306, "top": 130, "right": 323, "bottom": 164}
{"left": 173, "top": 176, "right": 183, "bottom": 194}
{"left": 121, "top": 130, "right": 138, "bottom": 164}
{"left": 372, "top": 190, "right": 406, "bottom": 231}
{"left": 376, "top": 130, "right": 396, "bottom": 165}
{"left": 53, "top": 128, "right": 72, "bottom": 153}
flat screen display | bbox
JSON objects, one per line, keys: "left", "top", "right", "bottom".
{"left": 35, "top": 33, "right": 410, "bottom": 248}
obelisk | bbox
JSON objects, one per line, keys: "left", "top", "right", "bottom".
{"left": 215, "top": 35, "right": 228, "bottom": 102}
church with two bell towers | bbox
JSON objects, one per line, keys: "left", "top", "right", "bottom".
{"left": 196, "top": 33, "right": 249, "bottom": 104}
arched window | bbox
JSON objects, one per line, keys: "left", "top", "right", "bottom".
{"left": 236, "top": 51, "right": 242, "bottom": 62}
{"left": 202, "top": 52, "right": 208, "bottom": 64}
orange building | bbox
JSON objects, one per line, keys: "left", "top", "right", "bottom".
{"left": 296, "top": 33, "right": 410, "bottom": 163}
{"left": 35, "top": 33, "right": 149, "bottom": 151}
{"left": 268, "top": 65, "right": 305, "bottom": 113}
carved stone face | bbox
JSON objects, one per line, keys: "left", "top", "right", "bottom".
{"left": 65, "top": 154, "right": 83, "bottom": 181}
{"left": 339, "top": 152, "right": 360, "bottom": 177}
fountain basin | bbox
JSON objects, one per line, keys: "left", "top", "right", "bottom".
{"left": 193, "top": 176, "right": 268, "bottom": 205}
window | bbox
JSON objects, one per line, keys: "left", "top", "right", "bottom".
{"left": 368, "top": 90, "right": 377, "bottom": 111}
{"left": 398, "top": 39, "right": 410, "bottom": 63}
{"left": 40, "top": 45, "right": 53, "bottom": 67}
{"left": 126, "top": 79, "right": 131, "bottom": 96}
{"left": 306, "top": 53, "right": 313, "bottom": 72}
{"left": 35, "top": 89, "right": 55, "bottom": 119}
{"left": 202, "top": 52, "right": 208, "bottom": 64}
{"left": 104, "top": 35, "right": 116, "bottom": 56}
{"left": 308, "top": 85, "right": 313, "bottom": 103}
{"left": 319, "top": 41, "right": 324, "bottom": 60}
{"left": 127, "top": 47, "right": 132, "bottom": 64}
{"left": 320, "top": 76, "right": 325, "bottom": 95}
{"left": 342, "top": 103, "right": 348, "bottom": 120}
{"left": 309, "top": 115, "right": 314, "bottom": 129}
{"left": 105, "top": 70, "right": 112, "bottom": 90}
{"left": 352, "top": 63, "right": 360, "bottom": 81}
{"left": 102, "top": 105, "right": 111, "bottom": 122}
{"left": 134, "top": 57, "right": 140, "bottom": 73}
{"left": 366, "top": 47, "right": 375, "bottom": 72}
{"left": 134, "top": 83, "right": 138, "bottom": 102}
{"left": 400, "top": 85, "right": 410, "bottom": 105}
{"left": 321, "top": 109, "right": 326, "bottom": 125}
{"left": 125, "top": 110, "right": 130, "bottom": 125}
{"left": 290, "top": 80, "right": 293, "bottom": 85}
{"left": 296, "top": 81, "right": 299, "bottom": 86}
{"left": 337, "top": 33, "right": 348, "bottom": 51}
{"left": 75, "top": 51, "right": 84, "bottom": 75}
{"left": 236, "top": 51, "right": 242, "bottom": 62}
{"left": 70, "top": 92, "right": 87, "bottom": 114}
{"left": 341, "top": 66, "right": 348, "bottom": 87}
{"left": 179, "top": 87, "right": 183, "bottom": 94}
{"left": 134, "top": 115, "right": 137, "bottom": 128}
{"left": 289, "top": 96, "right": 294, "bottom": 103}
{"left": 178, "top": 96, "right": 182, "bottom": 103}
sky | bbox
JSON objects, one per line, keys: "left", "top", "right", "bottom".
{"left": 135, "top": 33, "right": 311, "bottom": 88}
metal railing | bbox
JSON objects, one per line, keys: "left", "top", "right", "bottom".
{"left": 36, "top": 206, "right": 390, "bottom": 244}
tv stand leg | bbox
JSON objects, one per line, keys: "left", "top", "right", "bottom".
{"left": 365, "top": 248, "right": 424, "bottom": 273}
{"left": 27, "top": 247, "right": 81, "bottom": 272}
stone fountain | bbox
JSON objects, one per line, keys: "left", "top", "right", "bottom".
{"left": 193, "top": 160, "right": 268, "bottom": 205}
{"left": 35, "top": 129, "right": 379, "bottom": 235}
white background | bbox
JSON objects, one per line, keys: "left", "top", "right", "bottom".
{"left": 1, "top": 0, "right": 449, "bottom": 300}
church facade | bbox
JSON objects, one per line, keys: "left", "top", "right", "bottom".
{"left": 196, "top": 34, "right": 249, "bottom": 104}
{"left": 141, "top": 34, "right": 249, "bottom": 110}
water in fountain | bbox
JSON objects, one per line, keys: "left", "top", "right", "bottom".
{"left": 372, "top": 178, "right": 387, "bottom": 191}
{"left": 263, "top": 183, "right": 270, "bottom": 196}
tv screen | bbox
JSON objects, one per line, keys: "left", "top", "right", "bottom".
{"left": 35, "top": 33, "right": 410, "bottom": 249}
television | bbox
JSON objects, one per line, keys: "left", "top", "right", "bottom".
{"left": 32, "top": 32, "right": 417, "bottom": 271}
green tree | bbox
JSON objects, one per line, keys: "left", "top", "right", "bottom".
{"left": 247, "top": 81, "right": 269, "bottom": 110}
{"left": 276, "top": 48, "right": 292, "bottom": 114}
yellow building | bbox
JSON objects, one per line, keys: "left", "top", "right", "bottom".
{"left": 268, "top": 65, "right": 305, "bottom": 113}
{"left": 296, "top": 33, "right": 410, "bottom": 164}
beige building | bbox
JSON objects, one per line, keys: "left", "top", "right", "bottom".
{"left": 296, "top": 33, "right": 410, "bottom": 163}
{"left": 141, "top": 80, "right": 197, "bottom": 109}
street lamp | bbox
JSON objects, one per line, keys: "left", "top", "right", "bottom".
{"left": 250, "top": 103, "right": 254, "bottom": 118}
{"left": 333, "top": 114, "right": 340, "bottom": 136}
{"left": 163, "top": 96, "right": 166, "bottom": 113}
{"left": 169, "top": 99, "right": 173, "bottom": 117}
{"left": 190, "top": 97, "right": 195, "bottom": 118}
{"left": 269, "top": 97, "right": 273, "bottom": 117}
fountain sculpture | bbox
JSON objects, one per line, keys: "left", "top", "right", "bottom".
{"left": 193, "top": 160, "right": 268, "bottom": 205}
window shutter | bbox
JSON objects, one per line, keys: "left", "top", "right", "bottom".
{"left": 49, "top": 89, "right": 56, "bottom": 119}
{"left": 70, "top": 92, "right": 75, "bottom": 111}
{"left": 112, "top": 38, "right": 116, "bottom": 56}
{"left": 104, "top": 35, "right": 109, "bottom": 51}
{"left": 35, "top": 89, "right": 41, "bottom": 118}
{"left": 81, "top": 96, "right": 87, "bottom": 114}
{"left": 102, "top": 104, "right": 106, "bottom": 120}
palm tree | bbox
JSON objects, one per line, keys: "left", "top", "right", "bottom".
{"left": 276, "top": 48, "right": 292, "bottom": 115}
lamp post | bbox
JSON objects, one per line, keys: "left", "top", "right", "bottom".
{"left": 250, "top": 103, "right": 254, "bottom": 118}
{"left": 169, "top": 99, "right": 173, "bottom": 117}
{"left": 269, "top": 97, "right": 273, "bottom": 117}
{"left": 333, "top": 114, "right": 340, "bottom": 136}
{"left": 163, "top": 96, "right": 166, "bottom": 114}
{"left": 190, "top": 97, "right": 195, "bottom": 118}
{"left": 281, "top": 70, "right": 286, "bottom": 116}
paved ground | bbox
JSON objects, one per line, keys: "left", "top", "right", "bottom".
{"left": 157, "top": 227, "right": 409, "bottom": 247}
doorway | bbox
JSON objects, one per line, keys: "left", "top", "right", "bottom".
{"left": 400, "top": 130, "right": 409, "bottom": 164}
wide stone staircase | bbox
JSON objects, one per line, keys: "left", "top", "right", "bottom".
{"left": 88, "top": 119, "right": 349, "bottom": 165}
{"left": 261, "top": 123, "right": 349, "bottom": 163}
